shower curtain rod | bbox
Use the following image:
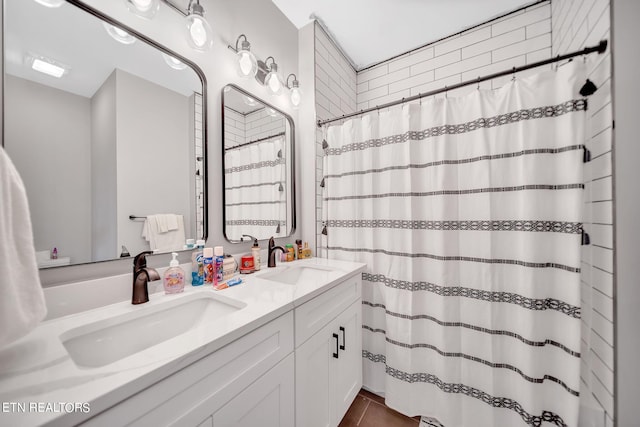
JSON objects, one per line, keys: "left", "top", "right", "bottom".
{"left": 224, "top": 131, "right": 286, "bottom": 151}
{"left": 317, "top": 40, "right": 608, "bottom": 127}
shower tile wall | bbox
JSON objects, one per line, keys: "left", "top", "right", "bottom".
{"left": 313, "top": 2, "right": 552, "bottom": 256}
{"left": 194, "top": 93, "right": 204, "bottom": 238}
{"left": 314, "top": 22, "right": 357, "bottom": 257}
{"left": 552, "top": 1, "right": 613, "bottom": 426}
{"left": 356, "top": 2, "right": 551, "bottom": 108}
{"left": 223, "top": 108, "right": 246, "bottom": 148}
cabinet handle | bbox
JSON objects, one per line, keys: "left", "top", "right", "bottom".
{"left": 339, "top": 326, "right": 346, "bottom": 351}
{"left": 332, "top": 333, "right": 339, "bottom": 358}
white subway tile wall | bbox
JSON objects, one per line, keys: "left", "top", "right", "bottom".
{"left": 314, "top": 22, "right": 357, "bottom": 257}
{"left": 356, "top": 2, "right": 551, "bottom": 109}
{"left": 552, "top": 0, "right": 613, "bottom": 425}
{"left": 194, "top": 93, "right": 204, "bottom": 238}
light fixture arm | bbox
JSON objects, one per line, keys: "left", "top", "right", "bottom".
{"left": 234, "top": 34, "right": 249, "bottom": 51}
{"left": 286, "top": 73, "right": 299, "bottom": 89}
{"left": 160, "top": 0, "right": 188, "bottom": 16}
{"left": 264, "top": 56, "right": 277, "bottom": 71}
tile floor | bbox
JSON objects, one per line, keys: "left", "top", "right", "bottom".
{"left": 339, "top": 389, "right": 420, "bottom": 427}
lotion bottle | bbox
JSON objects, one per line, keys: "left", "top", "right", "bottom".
{"left": 163, "top": 252, "right": 185, "bottom": 294}
{"left": 252, "top": 238, "right": 261, "bottom": 271}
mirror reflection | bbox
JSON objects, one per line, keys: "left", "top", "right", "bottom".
{"left": 222, "top": 84, "right": 294, "bottom": 242}
{"left": 3, "top": 0, "right": 206, "bottom": 268}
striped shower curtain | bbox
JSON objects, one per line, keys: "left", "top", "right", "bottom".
{"left": 322, "top": 62, "right": 586, "bottom": 427}
{"left": 224, "top": 137, "right": 286, "bottom": 240}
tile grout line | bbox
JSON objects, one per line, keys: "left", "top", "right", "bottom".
{"left": 356, "top": 399, "right": 371, "bottom": 426}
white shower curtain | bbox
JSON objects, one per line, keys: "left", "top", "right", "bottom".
{"left": 323, "top": 62, "right": 586, "bottom": 427}
{"left": 224, "top": 137, "right": 286, "bottom": 240}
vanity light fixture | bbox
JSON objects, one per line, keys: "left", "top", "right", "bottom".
{"left": 33, "top": 0, "right": 65, "bottom": 8}
{"left": 233, "top": 35, "right": 258, "bottom": 78}
{"left": 183, "top": 0, "right": 213, "bottom": 51}
{"left": 286, "top": 74, "right": 302, "bottom": 109}
{"left": 124, "top": 0, "right": 160, "bottom": 19}
{"left": 103, "top": 23, "right": 136, "bottom": 45}
{"left": 125, "top": 0, "right": 213, "bottom": 51}
{"left": 162, "top": 53, "right": 187, "bottom": 70}
{"left": 264, "top": 57, "right": 285, "bottom": 96}
{"left": 29, "top": 56, "right": 68, "bottom": 78}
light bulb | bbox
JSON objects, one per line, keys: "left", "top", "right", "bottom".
{"left": 266, "top": 72, "right": 283, "bottom": 96}
{"left": 237, "top": 50, "right": 257, "bottom": 78}
{"left": 290, "top": 86, "right": 302, "bottom": 109}
{"left": 33, "top": 0, "right": 64, "bottom": 7}
{"left": 185, "top": 14, "right": 213, "bottom": 51}
{"left": 103, "top": 23, "right": 136, "bottom": 45}
{"left": 131, "top": 0, "right": 152, "bottom": 11}
{"left": 162, "top": 53, "right": 187, "bottom": 70}
{"left": 123, "top": 0, "right": 159, "bottom": 19}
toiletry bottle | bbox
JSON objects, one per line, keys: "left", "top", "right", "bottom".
{"left": 164, "top": 252, "right": 185, "bottom": 294}
{"left": 286, "top": 244, "right": 295, "bottom": 262}
{"left": 252, "top": 238, "right": 261, "bottom": 271}
{"left": 191, "top": 239, "right": 205, "bottom": 286}
{"left": 203, "top": 247, "right": 214, "bottom": 284}
{"left": 51, "top": 247, "right": 58, "bottom": 260}
{"left": 303, "top": 242, "right": 312, "bottom": 258}
{"left": 214, "top": 246, "right": 224, "bottom": 285}
{"left": 185, "top": 238, "right": 195, "bottom": 250}
{"left": 296, "top": 239, "right": 302, "bottom": 260}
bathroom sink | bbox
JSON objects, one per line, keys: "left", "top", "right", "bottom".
{"left": 60, "top": 293, "right": 245, "bottom": 368}
{"left": 259, "top": 265, "right": 341, "bottom": 286}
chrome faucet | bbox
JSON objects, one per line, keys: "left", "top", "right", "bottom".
{"left": 267, "top": 237, "right": 286, "bottom": 268}
{"left": 132, "top": 251, "right": 160, "bottom": 305}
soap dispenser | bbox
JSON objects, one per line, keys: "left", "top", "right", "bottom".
{"left": 164, "top": 252, "right": 185, "bottom": 294}
{"left": 242, "top": 235, "right": 261, "bottom": 271}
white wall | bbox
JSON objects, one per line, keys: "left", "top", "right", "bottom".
{"left": 115, "top": 69, "right": 191, "bottom": 256}
{"left": 551, "top": 1, "right": 613, "bottom": 425}
{"left": 91, "top": 72, "right": 118, "bottom": 262}
{"left": 4, "top": 75, "right": 92, "bottom": 264}
{"left": 611, "top": 1, "right": 640, "bottom": 425}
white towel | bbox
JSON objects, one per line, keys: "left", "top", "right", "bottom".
{"left": 0, "top": 147, "right": 47, "bottom": 349}
{"left": 141, "top": 214, "right": 185, "bottom": 253}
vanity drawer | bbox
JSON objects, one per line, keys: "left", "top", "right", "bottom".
{"left": 294, "top": 275, "right": 361, "bottom": 347}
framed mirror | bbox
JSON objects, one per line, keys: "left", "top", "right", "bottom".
{"left": 3, "top": 0, "right": 207, "bottom": 268}
{"left": 222, "top": 84, "right": 295, "bottom": 242}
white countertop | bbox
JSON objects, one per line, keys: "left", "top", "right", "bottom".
{"left": 0, "top": 257, "right": 365, "bottom": 427}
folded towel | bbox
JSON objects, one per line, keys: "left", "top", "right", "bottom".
{"left": 156, "top": 214, "right": 169, "bottom": 233}
{"left": 0, "top": 147, "right": 47, "bottom": 349}
{"left": 141, "top": 214, "right": 185, "bottom": 253}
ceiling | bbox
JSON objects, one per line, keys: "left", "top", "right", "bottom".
{"left": 271, "top": 0, "right": 536, "bottom": 70}
{"left": 5, "top": 0, "right": 201, "bottom": 99}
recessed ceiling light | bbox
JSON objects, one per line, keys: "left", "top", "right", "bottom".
{"left": 30, "top": 58, "right": 67, "bottom": 78}
{"left": 103, "top": 23, "right": 136, "bottom": 45}
{"left": 244, "top": 97, "right": 258, "bottom": 107}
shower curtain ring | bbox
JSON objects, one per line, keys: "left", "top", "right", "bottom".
{"left": 477, "top": 77, "right": 481, "bottom": 90}
{"left": 511, "top": 67, "right": 516, "bottom": 81}
{"left": 444, "top": 86, "right": 448, "bottom": 98}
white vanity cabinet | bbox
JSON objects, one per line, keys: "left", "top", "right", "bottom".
{"left": 295, "top": 274, "right": 363, "bottom": 427}
{"left": 80, "top": 311, "right": 294, "bottom": 427}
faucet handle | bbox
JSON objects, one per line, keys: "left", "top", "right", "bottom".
{"left": 133, "top": 251, "right": 154, "bottom": 270}
{"left": 269, "top": 236, "right": 275, "bottom": 248}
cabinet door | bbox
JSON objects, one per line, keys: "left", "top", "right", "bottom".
{"left": 213, "top": 353, "right": 294, "bottom": 427}
{"left": 295, "top": 320, "right": 337, "bottom": 427}
{"left": 333, "top": 300, "right": 363, "bottom": 425}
